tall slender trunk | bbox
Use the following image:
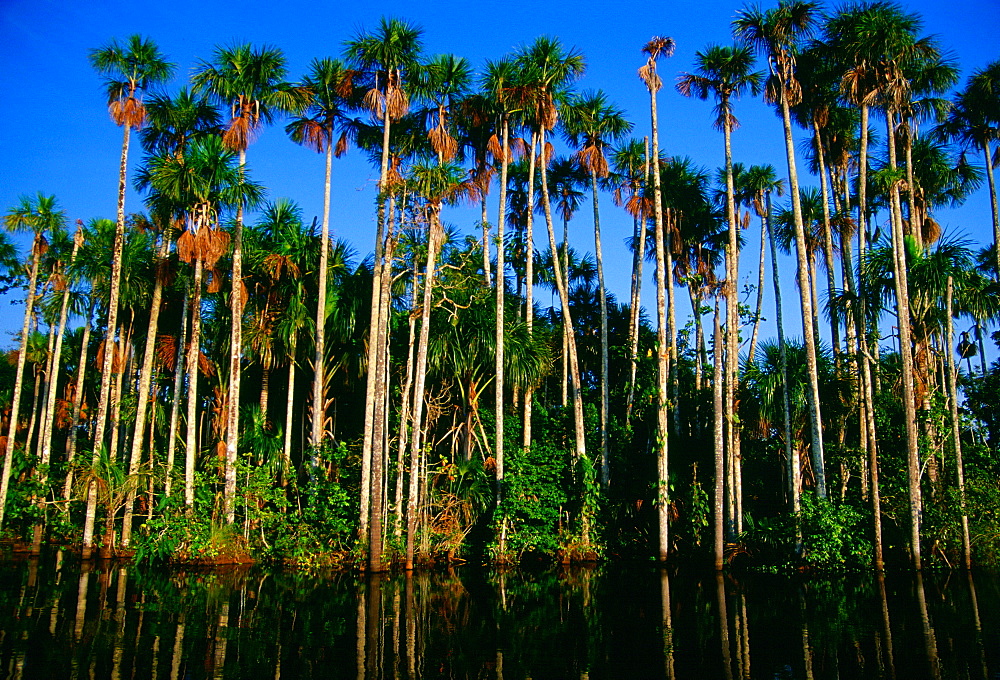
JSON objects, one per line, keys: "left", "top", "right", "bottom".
{"left": 886, "top": 110, "right": 922, "bottom": 569}
{"left": 0, "top": 242, "right": 41, "bottom": 528}
{"left": 626, "top": 141, "right": 649, "bottom": 426}
{"left": 83, "top": 122, "right": 131, "bottom": 558}
{"left": 185, "top": 256, "right": 205, "bottom": 509}
{"left": 495, "top": 117, "right": 510, "bottom": 516}
{"left": 813, "top": 119, "right": 840, "bottom": 360}
{"left": 522, "top": 132, "right": 538, "bottom": 450}
{"left": 982, "top": 139, "right": 1000, "bottom": 279}
{"left": 121, "top": 234, "right": 170, "bottom": 547}
{"left": 63, "top": 298, "right": 95, "bottom": 505}
{"left": 944, "top": 277, "right": 972, "bottom": 570}
{"left": 767, "top": 193, "right": 799, "bottom": 554}
{"left": 165, "top": 282, "right": 188, "bottom": 500}
{"left": 539, "top": 126, "right": 589, "bottom": 544}
{"left": 395, "top": 277, "right": 418, "bottom": 539}
{"left": 224, "top": 150, "right": 247, "bottom": 525}
{"left": 482, "top": 195, "right": 492, "bottom": 288}
{"left": 31, "top": 227, "right": 83, "bottom": 551}
{"left": 648, "top": 72, "right": 670, "bottom": 563}
{"left": 747, "top": 212, "right": 767, "bottom": 361}
{"left": 283, "top": 346, "right": 296, "bottom": 481}
{"left": 589, "top": 168, "right": 610, "bottom": 488}
{"left": 360, "top": 97, "right": 395, "bottom": 546}
{"left": 712, "top": 301, "right": 725, "bottom": 571}
{"left": 311, "top": 143, "right": 333, "bottom": 450}
{"left": 406, "top": 210, "right": 443, "bottom": 570}
{"left": 778, "top": 81, "right": 826, "bottom": 498}
{"left": 722, "top": 114, "right": 741, "bottom": 543}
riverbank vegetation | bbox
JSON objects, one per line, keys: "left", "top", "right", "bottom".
{"left": 1, "top": 1, "right": 999, "bottom": 571}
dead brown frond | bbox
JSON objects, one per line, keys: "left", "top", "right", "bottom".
{"left": 111, "top": 96, "right": 147, "bottom": 130}
{"left": 922, "top": 216, "right": 942, "bottom": 245}
{"left": 206, "top": 267, "right": 223, "bottom": 293}
{"left": 487, "top": 134, "right": 505, "bottom": 163}
{"left": 156, "top": 334, "right": 178, "bottom": 372}
{"left": 638, "top": 63, "right": 662, "bottom": 92}
{"left": 364, "top": 88, "right": 385, "bottom": 119}
{"left": 334, "top": 131, "right": 349, "bottom": 158}
{"left": 176, "top": 230, "right": 196, "bottom": 264}
{"left": 223, "top": 108, "right": 256, "bottom": 153}
{"left": 576, "top": 146, "right": 608, "bottom": 177}
{"left": 428, "top": 123, "right": 458, "bottom": 162}
{"left": 541, "top": 140, "right": 554, "bottom": 165}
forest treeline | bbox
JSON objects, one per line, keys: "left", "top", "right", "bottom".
{"left": 1, "top": 0, "right": 999, "bottom": 571}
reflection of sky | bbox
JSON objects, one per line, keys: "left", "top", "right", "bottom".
{"left": 2, "top": 0, "right": 997, "bottom": 360}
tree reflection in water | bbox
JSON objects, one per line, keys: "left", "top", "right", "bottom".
{"left": 0, "top": 556, "right": 997, "bottom": 679}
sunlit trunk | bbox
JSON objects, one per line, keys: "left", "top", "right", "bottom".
{"left": 778, "top": 80, "right": 826, "bottom": 498}
{"left": 185, "top": 257, "right": 205, "bottom": 509}
{"left": 522, "top": 132, "right": 538, "bottom": 450}
{"left": 886, "top": 110, "right": 922, "bottom": 570}
{"left": 1, "top": 241, "right": 41, "bottom": 529}
{"left": 165, "top": 282, "right": 188, "bottom": 500}
{"left": 311, "top": 142, "right": 333, "bottom": 449}
{"left": 589, "top": 167, "right": 610, "bottom": 487}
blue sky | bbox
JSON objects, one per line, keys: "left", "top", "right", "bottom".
{"left": 1, "top": 0, "right": 998, "bottom": 350}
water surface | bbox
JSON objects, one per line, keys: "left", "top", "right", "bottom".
{"left": 0, "top": 554, "right": 996, "bottom": 679}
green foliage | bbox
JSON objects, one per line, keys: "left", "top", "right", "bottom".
{"left": 496, "top": 441, "right": 569, "bottom": 559}
{"left": 744, "top": 493, "right": 872, "bottom": 569}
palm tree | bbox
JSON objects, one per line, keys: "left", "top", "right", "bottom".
{"left": 515, "top": 36, "right": 592, "bottom": 545}
{"left": 678, "top": 42, "right": 763, "bottom": 544}
{"left": 404, "top": 162, "right": 474, "bottom": 569}
{"left": 286, "top": 57, "right": 359, "bottom": 453}
{"left": 734, "top": 0, "right": 828, "bottom": 501}
{"left": 1, "top": 194, "right": 66, "bottom": 529}
{"left": 937, "top": 60, "right": 1000, "bottom": 275}
{"left": 122, "top": 92, "right": 222, "bottom": 547}
{"left": 562, "top": 90, "right": 632, "bottom": 488}
{"left": 86, "top": 37, "right": 173, "bottom": 546}
{"left": 611, "top": 139, "right": 651, "bottom": 424}
{"left": 192, "top": 42, "right": 308, "bottom": 524}
{"left": 136, "top": 136, "right": 263, "bottom": 514}
{"left": 344, "top": 18, "right": 423, "bottom": 570}
{"left": 638, "top": 34, "right": 675, "bottom": 563}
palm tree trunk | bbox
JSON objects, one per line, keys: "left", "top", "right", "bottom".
{"left": 395, "top": 278, "right": 418, "bottom": 539}
{"left": 886, "top": 110, "right": 922, "bottom": 570}
{"left": 539, "top": 127, "right": 589, "bottom": 545}
{"left": 944, "top": 276, "right": 972, "bottom": 570}
{"left": 224, "top": 149, "right": 248, "bottom": 525}
{"left": 165, "top": 281, "right": 189, "bottom": 500}
{"left": 185, "top": 257, "right": 204, "bottom": 509}
{"left": 713, "top": 300, "right": 725, "bottom": 570}
{"left": 311, "top": 143, "right": 333, "bottom": 450}
{"left": 767, "top": 193, "right": 799, "bottom": 555}
{"left": 778, "top": 82, "right": 826, "bottom": 499}
{"left": 283, "top": 348, "right": 296, "bottom": 483}
{"left": 589, "top": 168, "right": 610, "bottom": 488}
{"left": 121, "top": 234, "right": 169, "bottom": 547}
{"left": 522, "top": 132, "right": 538, "bottom": 450}
{"left": 747, "top": 214, "right": 767, "bottom": 361}
{"left": 368, "top": 201, "right": 397, "bottom": 572}
{"left": 83, "top": 123, "right": 132, "bottom": 558}
{"left": 0, "top": 243, "right": 40, "bottom": 529}
{"left": 482, "top": 195, "right": 492, "bottom": 288}
{"left": 626, "top": 150, "right": 648, "bottom": 426}
{"left": 980, "top": 139, "right": 1000, "bottom": 278}
{"left": 648, "top": 74, "right": 670, "bottom": 563}
{"left": 406, "top": 212, "right": 443, "bottom": 570}
{"left": 813, "top": 119, "right": 840, "bottom": 360}
{"left": 722, "top": 115, "right": 741, "bottom": 544}
{"left": 495, "top": 116, "right": 510, "bottom": 517}
{"left": 63, "top": 297, "right": 95, "bottom": 506}
{"left": 360, "top": 104, "right": 395, "bottom": 546}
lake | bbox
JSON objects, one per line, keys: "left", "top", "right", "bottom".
{"left": 0, "top": 554, "right": 996, "bottom": 679}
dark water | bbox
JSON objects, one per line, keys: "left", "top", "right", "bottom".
{"left": 0, "top": 554, "right": 997, "bottom": 679}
